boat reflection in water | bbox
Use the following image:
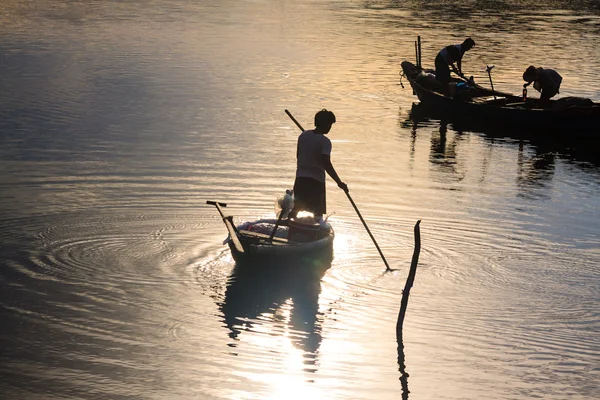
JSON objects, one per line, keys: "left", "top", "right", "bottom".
{"left": 406, "top": 102, "right": 600, "bottom": 168}
{"left": 401, "top": 100, "right": 600, "bottom": 205}
{"left": 219, "top": 253, "right": 333, "bottom": 372}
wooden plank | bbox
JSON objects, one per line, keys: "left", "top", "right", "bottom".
{"left": 471, "top": 96, "right": 505, "bottom": 103}
{"left": 505, "top": 102, "right": 527, "bottom": 107}
{"left": 239, "top": 229, "right": 289, "bottom": 244}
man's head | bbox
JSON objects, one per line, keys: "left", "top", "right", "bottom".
{"left": 314, "top": 109, "right": 336, "bottom": 134}
{"left": 462, "top": 38, "right": 476, "bottom": 51}
{"left": 523, "top": 65, "right": 537, "bottom": 82}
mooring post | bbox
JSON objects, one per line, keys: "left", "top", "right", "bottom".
{"left": 396, "top": 220, "right": 421, "bottom": 399}
{"left": 396, "top": 220, "right": 421, "bottom": 340}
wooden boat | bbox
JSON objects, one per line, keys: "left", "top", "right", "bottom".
{"left": 207, "top": 201, "right": 334, "bottom": 264}
{"left": 400, "top": 60, "right": 600, "bottom": 135}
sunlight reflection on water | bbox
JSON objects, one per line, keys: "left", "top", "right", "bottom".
{"left": 1, "top": 1, "right": 599, "bottom": 399}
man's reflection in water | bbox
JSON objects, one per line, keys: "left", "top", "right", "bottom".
{"left": 516, "top": 141, "right": 556, "bottom": 200}
{"left": 429, "top": 120, "right": 466, "bottom": 182}
{"left": 405, "top": 102, "right": 575, "bottom": 194}
{"left": 220, "top": 255, "right": 332, "bottom": 372}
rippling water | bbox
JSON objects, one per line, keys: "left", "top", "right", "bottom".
{"left": 1, "top": 1, "right": 599, "bottom": 399}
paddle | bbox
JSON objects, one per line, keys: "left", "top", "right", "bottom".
{"left": 206, "top": 201, "right": 245, "bottom": 254}
{"left": 284, "top": 109, "right": 393, "bottom": 272}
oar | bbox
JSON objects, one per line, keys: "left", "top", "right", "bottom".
{"left": 206, "top": 201, "right": 244, "bottom": 254}
{"left": 284, "top": 109, "right": 393, "bottom": 272}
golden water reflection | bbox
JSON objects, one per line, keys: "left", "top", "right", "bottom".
{"left": 220, "top": 254, "right": 332, "bottom": 375}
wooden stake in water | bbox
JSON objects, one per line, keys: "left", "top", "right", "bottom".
{"left": 396, "top": 220, "right": 422, "bottom": 337}
{"left": 396, "top": 219, "right": 421, "bottom": 399}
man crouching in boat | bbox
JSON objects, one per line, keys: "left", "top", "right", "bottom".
{"left": 522, "top": 65, "right": 562, "bottom": 108}
{"left": 289, "top": 109, "right": 348, "bottom": 225}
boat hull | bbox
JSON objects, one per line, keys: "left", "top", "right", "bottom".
{"left": 229, "top": 219, "right": 334, "bottom": 265}
{"left": 401, "top": 61, "right": 600, "bottom": 135}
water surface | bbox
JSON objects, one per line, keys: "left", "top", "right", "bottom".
{"left": 1, "top": 1, "right": 599, "bottom": 399}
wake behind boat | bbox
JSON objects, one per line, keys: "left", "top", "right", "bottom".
{"left": 207, "top": 200, "right": 334, "bottom": 264}
{"left": 400, "top": 60, "right": 600, "bottom": 136}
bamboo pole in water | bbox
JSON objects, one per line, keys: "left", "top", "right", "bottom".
{"left": 396, "top": 220, "right": 422, "bottom": 338}
{"left": 396, "top": 220, "right": 421, "bottom": 399}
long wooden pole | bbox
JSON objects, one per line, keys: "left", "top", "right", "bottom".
{"left": 284, "top": 109, "right": 392, "bottom": 271}
{"left": 344, "top": 191, "right": 392, "bottom": 271}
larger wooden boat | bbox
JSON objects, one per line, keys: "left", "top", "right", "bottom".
{"left": 401, "top": 60, "right": 600, "bottom": 135}
{"left": 207, "top": 201, "right": 334, "bottom": 264}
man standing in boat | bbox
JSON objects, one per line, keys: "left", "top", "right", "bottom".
{"left": 290, "top": 109, "right": 348, "bottom": 224}
{"left": 435, "top": 38, "right": 476, "bottom": 88}
{"left": 522, "top": 66, "right": 562, "bottom": 107}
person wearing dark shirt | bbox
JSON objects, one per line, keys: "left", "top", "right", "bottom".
{"left": 435, "top": 38, "right": 476, "bottom": 87}
{"left": 522, "top": 66, "right": 562, "bottom": 106}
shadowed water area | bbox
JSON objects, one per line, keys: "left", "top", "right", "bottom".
{"left": 1, "top": 1, "right": 599, "bottom": 399}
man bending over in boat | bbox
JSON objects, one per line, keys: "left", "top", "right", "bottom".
{"left": 435, "top": 38, "right": 476, "bottom": 91}
{"left": 289, "top": 109, "right": 348, "bottom": 224}
{"left": 522, "top": 66, "right": 562, "bottom": 107}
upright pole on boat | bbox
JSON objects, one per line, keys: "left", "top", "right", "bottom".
{"left": 486, "top": 65, "right": 496, "bottom": 99}
{"left": 417, "top": 36, "right": 422, "bottom": 69}
{"left": 268, "top": 211, "right": 285, "bottom": 242}
{"left": 284, "top": 109, "right": 393, "bottom": 272}
{"left": 414, "top": 41, "right": 419, "bottom": 69}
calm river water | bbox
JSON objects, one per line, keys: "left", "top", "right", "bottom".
{"left": 1, "top": 1, "right": 599, "bottom": 399}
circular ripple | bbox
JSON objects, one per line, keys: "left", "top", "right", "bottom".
{"left": 1, "top": 212, "right": 224, "bottom": 288}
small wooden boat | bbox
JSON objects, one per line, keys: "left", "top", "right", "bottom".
{"left": 207, "top": 201, "right": 334, "bottom": 264}
{"left": 400, "top": 60, "right": 600, "bottom": 135}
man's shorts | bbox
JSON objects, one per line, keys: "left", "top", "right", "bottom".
{"left": 292, "top": 177, "right": 326, "bottom": 217}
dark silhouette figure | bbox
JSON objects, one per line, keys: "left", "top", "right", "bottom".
{"left": 290, "top": 109, "right": 347, "bottom": 223}
{"left": 435, "top": 38, "right": 476, "bottom": 87}
{"left": 522, "top": 66, "right": 562, "bottom": 107}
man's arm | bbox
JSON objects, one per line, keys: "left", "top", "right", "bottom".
{"left": 322, "top": 154, "right": 348, "bottom": 192}
{"left": 450, "top": 63, "right": 462, "bottom": 77}
{"left": 447, "top": 46, "right": 463, "bottom": 77}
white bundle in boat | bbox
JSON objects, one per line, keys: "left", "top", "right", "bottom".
{"left": 274, "top": 189, "right": 294, "bottom": 219}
